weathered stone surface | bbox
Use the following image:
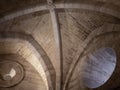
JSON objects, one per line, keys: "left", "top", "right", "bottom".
{"left": 0, "top": 0, "right": 120, "bottom": 90}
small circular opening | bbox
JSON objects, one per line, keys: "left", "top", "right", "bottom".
{"left": 81, "top": 47, "right": 116, "bottom": 89}
{"left": 2, "top": 68, "right": 16, "bottom": 81}
{"left": 0, "top": 61, "right": 24, "bottom": 88}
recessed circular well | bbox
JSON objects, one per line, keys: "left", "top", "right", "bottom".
{"left": 0, "top": 60, "right": 24, "bottom": 88}
{"left": 81, "top": 47, "right": 116, "bottom": 89}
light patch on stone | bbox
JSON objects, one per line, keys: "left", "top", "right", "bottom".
{"left": 80, "top": 47, "right": 116, "bottom": 88}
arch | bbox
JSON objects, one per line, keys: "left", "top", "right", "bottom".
{"left": 63, "top": 31, "right": 120, "bottom": 90}
{"left": 0, "top": 31, "right": 56, "bottom": 90}
{"left": 0, "top": 3, "right": 120, "bottom": 23}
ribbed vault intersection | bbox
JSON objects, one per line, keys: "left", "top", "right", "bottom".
{"left": 0, "top": 0, "right": 120, "bottom": 90}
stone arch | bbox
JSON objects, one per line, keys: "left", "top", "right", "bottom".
{"left": 0, "top": 31, "right": 56, "bottom": 90}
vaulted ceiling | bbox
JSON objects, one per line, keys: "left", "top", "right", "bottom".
{"left": 0, "top": 0, "right": 120, "bottom": 90}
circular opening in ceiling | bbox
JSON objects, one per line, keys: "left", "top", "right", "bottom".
{"left": 0, "top": 60, "right": 24, "bottom": 88}
{"left": 81, "top": 47, "right": 116, "bottom": 89}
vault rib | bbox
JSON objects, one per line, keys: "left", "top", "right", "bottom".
{"left": 47, "top": 0, "right": 62, "bottom": 90}
{"left": 0, "top": 3, "right": 120, "bottom": 23}
{"left": 0, "top": 31, "right": 55, "bottom": 90}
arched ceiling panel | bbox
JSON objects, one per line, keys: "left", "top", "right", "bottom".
{"left": 58, "top": 10, "right": 120, "bottom": 85}
{"left": 0, "top": 39, "right": 49, "bottom": 89}
{"left": 0, "top": 31, "right": 56, "bottom": 90}
{"left": 0, "top": 54, "right": 47, "bottom": 90}
{"left": 0, "top": 12, "right": 59, "bottom": 76}
{"left": 67, "top": 31, "right": 120, "bottom": 90}
{"left": 0, "top": 0, "right": 119, "bottom": 90}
